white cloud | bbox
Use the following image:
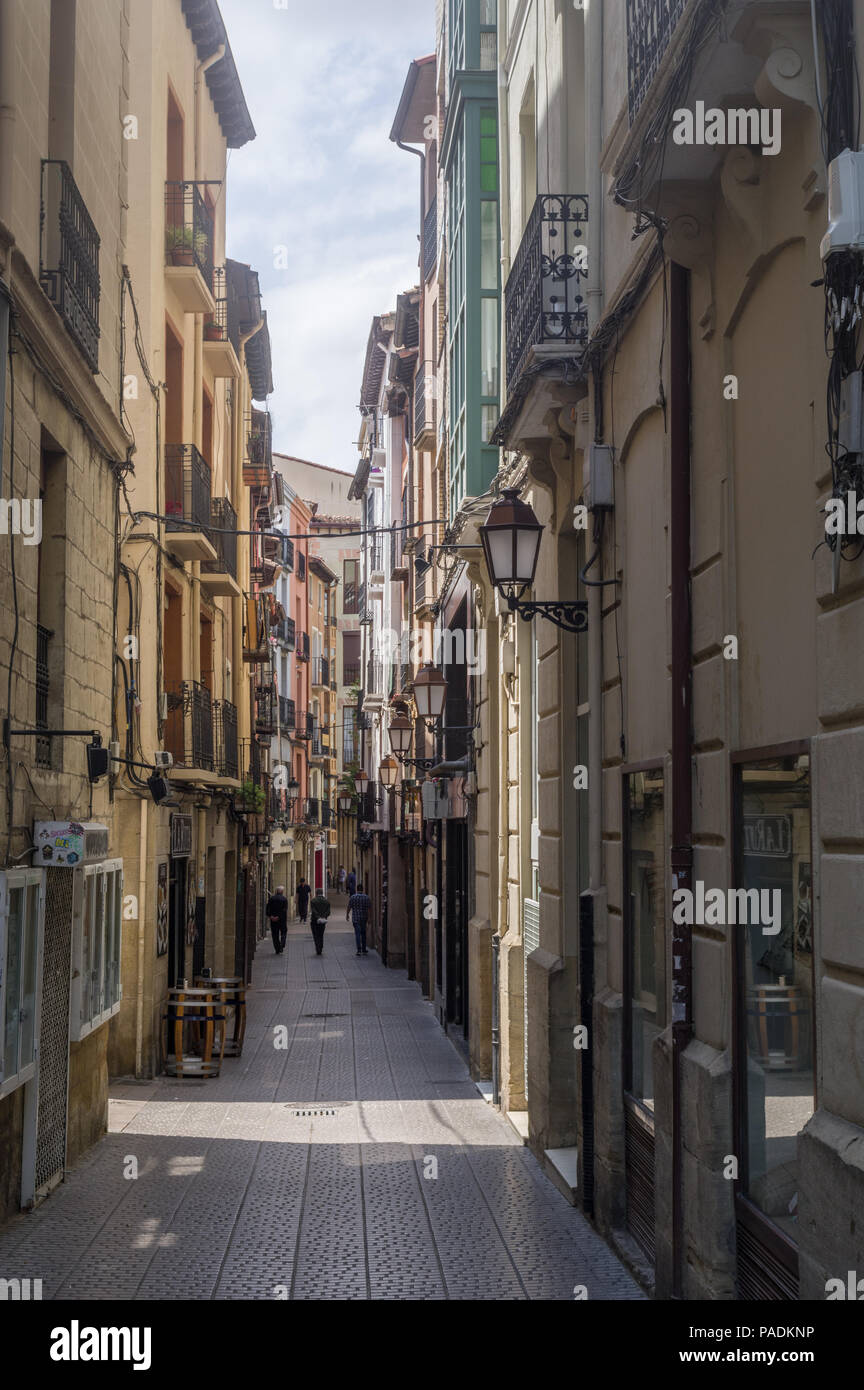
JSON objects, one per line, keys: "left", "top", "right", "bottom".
{"left": 219, "top": 0, "right": 433, "bottom": 472}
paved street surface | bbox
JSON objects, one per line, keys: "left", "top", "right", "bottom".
{"left": 0, "top": 903, "right": 644, "bottom": 1300}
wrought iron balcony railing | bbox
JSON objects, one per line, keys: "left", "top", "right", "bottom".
{"left": 201, "top": 496, "right": 237, "bottom": 579}
{"left": 204, "top": 265, "right": 234, "bottom": 346}
{"left": 297, "top": 631, "right": 310, "bottom": 662}
{"left": 343, "top": 662, "right": 361, "bottom": 686}
{"left": 504, "top": 194, "right": 589, "bottom": 389}
{"left": 255, "top": 684, "right": 277, "bottom": 736}
{"left": 292, "top": 710, "right": 313, "bottom": 740}
{"left": 214, "top": 698, "right": 239, "bottom": 779}
{"left": 311, "top": 727, "right": 332, "bottom": 758}
{"left": 279, "top": 696, "right": 295, "bottom": 731}
{"left": 273, "top": 616, "right": 296, "bottom": 650}
{"left": 368, "top": 537, "right": 384, "bottom": 574}
{"left": 423, "top": 199, "right": 437, "bottom": 282}
{"left": 163, "top": 680, "right": 214, "bottom": 771}
{"left": 283, "top": 538, "right": 295, "bottom": 572}
{"left": 164, "top": 444, "right": 212, "bottom": 534}
{"left": 312, "top": 656, "right": 329, "bottom": 688}
{"left": 321, "top": 803, "right": 335, "bottom": 828}
{"left": 304, "top": 797, "right": 320, "bottom": 825}
{"left": 35, "top": 624, "right": 53, "bottom": 769}
{"left": 626, "top": 0, "right": 688, "bottom": 125}
{"left": 165, "top": 181, "right": 214, "bottom": 287}
{"left": 244, "top": 410, "right": 272, "bottom": 487}
{"left": 40, "top": 160, "right": 100, "bottom": 373}
{"left": 297, "top": 551, "right": 306, "bottom": 582}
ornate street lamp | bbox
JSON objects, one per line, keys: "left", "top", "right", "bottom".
{"left": 354, "top": 768, "right": 369, "bottom": 795}
{"left": 388, "top": 712, "right": 413, "bottom": 759}
{"left": 379, "top": 754, "right": 399, "bottom": 789}
{"left": 338, "top": 791, "right": 353, "bottom": 815}
{"left": 412, "top": 662, "right": 448, "bottom": 722}
{"left": 479, "top": 487, "right": 588, "bottom": 633}
{"left": 286, "top": 777, "right": 299, "bottom": 803}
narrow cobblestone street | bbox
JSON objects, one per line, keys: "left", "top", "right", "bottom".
{"left": 0, "top": 905, "right": 642, "bottom": 1301}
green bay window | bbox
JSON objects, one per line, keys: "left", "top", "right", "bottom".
{"left": 444, "top": 54, "right": 500, "bottom": 517}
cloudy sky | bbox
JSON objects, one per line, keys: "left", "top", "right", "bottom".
{"left": 219, "top": 0, "right": 434, "bottom": 475}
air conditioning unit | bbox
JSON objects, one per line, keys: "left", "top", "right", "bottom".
{"left": 32, "top": 821, "right": 110, "bottom": 868}
{"left": 154, "top": 750, "right": 174, "bottom": 769}
{"left": 821, "top": 148, "right": 864, "bottom": 261}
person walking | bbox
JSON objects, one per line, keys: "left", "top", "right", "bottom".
{"left": 296, "top": 876, "right": 311, "bottom": 924}
{"left": 346, "top": 881, "right": 371, "bottom": 957}
{"left": 309, "top": 889, "right": 331, "bottom": 955}
{"left": 266, "top": 885, "right": 289, "bottom": 955}
{"left": 346, "top": 866, "right": 357, "bottom": 896}
{"left": 337, "top": 864, "right": 346, "bottom": 893}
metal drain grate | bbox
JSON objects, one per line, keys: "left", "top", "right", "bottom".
{"left": 283, "top": 1102, "right": 353, "bottom": 1118}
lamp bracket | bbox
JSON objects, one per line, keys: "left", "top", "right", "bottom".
{"left": 507, "top": 598, "right": 589, "bottom": 634}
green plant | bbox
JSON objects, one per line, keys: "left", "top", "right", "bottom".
{"left": 239, "top": 780, "right": 265, "bottom": 813}
{"left": 166, "top": 223, "right": 209, "bottom": 261}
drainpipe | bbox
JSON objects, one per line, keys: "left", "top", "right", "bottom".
{"left": 669, "top": 261, "right": 693, "bottom": 1301}
{"left": 584, "top": 0, "right": 603, "bottom": 891}
{"left": 135, "top": 797, "right": 148, "bottom": 1077}
{"left": 194, "top": 44, "right": 225, "bottom": 182}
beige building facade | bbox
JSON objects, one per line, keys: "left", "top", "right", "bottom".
{"left": 0, "top": 0, "right": 131, "bottom": 1219}
{"left": 485, "top": 0, "right": 864, "bottom": 1300}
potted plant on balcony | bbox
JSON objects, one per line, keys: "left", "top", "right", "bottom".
{"left": 165, "top": 224, "right": 209, "bottom": 268}
{"left": 203, "top": 317, "right": 223, "bottom": 342}
{"left": 238, "top": 780, "right": 265, "bottom": 815}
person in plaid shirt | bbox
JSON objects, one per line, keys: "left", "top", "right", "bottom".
{"left": 346, "top": 882, "right": 371, "bottom": 956}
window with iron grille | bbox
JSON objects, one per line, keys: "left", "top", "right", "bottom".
{"left": 71, "top": 860, "right": 123, "bottom": 1041}
{"left": 0, "top": 869, "right": 45, "bottom": 1099}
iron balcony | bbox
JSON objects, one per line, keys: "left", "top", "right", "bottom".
{"left": 626, "top": 0, "right": 689, "bottom": 125}
{"left": 504, "top": 194, "right": 589, "bottom": 390}
{"left": 40, "top": 160, "right": 100, "bottom": 373}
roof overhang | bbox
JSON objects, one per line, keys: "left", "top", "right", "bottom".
{"left": 180, "top": 0, "right": 256, "bottom": 148}
{"left": 390, "top": 56, "right": 436, "bottom": 146}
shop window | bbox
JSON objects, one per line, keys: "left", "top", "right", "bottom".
{"left": 624, "top": 768, "right": 667, "bottom": 1111}
{"left": 734, "top": 753, "right": 814, "bottom": 1243}
{"left": 72, "top": 860, "right": 123, "bottom": 1040}
{"left": 0, "top": 870, "right": 44, "bottom": 1098}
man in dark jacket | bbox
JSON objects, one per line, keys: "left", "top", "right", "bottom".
{"left": 309, "top": 891, "right": 331, "bottom": 955}
{"left": 267, "top": 885, "right": 289, "bottom": 954}
{"left": 346, "top": 867, "right": 357, "bottom": 896}
{"left": 296, "top": 877, "right": 311, "bottom": 923}
{"left": 346, "top": 882, "right": 371, "bottom": 956}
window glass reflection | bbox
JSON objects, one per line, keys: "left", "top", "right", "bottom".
{"left": 626, "top": 770, "right": 666, "bottom": 1111}
{"left": 739, "top": 756, "right": 814, "bottom": 1241}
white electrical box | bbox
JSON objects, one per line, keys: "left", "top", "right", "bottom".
{"left": 588, "top": 443, "right": 615, "bottom": 510}
{"left": 821, "top": 148, "right": 864, "bottom": 261}
{"left": 32, "top": 821, "right": 110, "bottom": 868}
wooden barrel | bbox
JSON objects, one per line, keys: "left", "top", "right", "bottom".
{"left": 194, "top": 975, "right": 246, "bottom": 1057}
{"left": 163, "top": 985, "right": 226, "bottom": 1078}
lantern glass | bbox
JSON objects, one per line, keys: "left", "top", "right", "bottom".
{"left": 413, "top": 662, "right": 447, "bottom": 720}
{"left": 338, "top": 793, "right": 352, "bottom": 813}
{"left": 286, "top": 778, "right": 300, "bottom": 802}
{"left": 479, "top": 487, "right": 544, "bottom": 598}
{"left": 389, "top": 714, "right": 413, "bottom": 757}
{"left": 354, "top": 769, "right": 369, "bottom": 794}
{"left": 379, "top": 755, "right": 399, "bottom": 788}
